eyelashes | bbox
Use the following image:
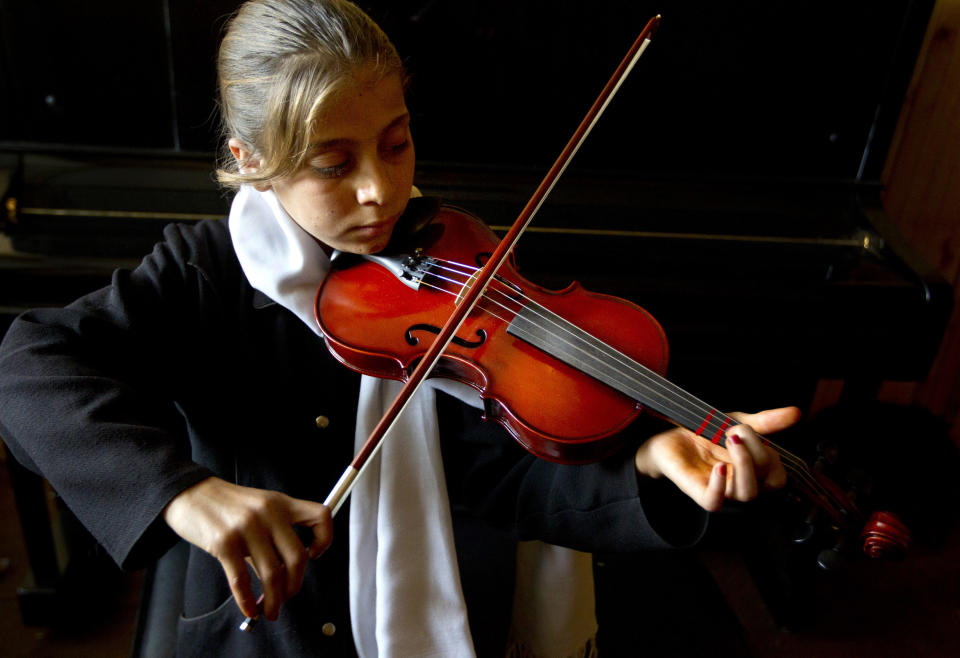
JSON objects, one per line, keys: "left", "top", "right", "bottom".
{"left": 389, "top": 139, "right": 410, "bottom": 154}
{"left": 311, "top": 162, "right": 350, "bottom": 178}
{"left": 309, "top": 139, "right": 411, "bottom": 180}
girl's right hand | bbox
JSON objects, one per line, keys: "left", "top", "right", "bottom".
{"left": 162, "top": 476, "right": 332, "bottom": 621}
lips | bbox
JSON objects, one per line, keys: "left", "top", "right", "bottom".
{"left": 353, "top": 212, "right": 401, "bottom": 234}
{"left": 356, "top": 220, "right": 392, "bottom": 232}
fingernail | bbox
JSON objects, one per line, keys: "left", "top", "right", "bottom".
{"left": 729, "top": 434, "right": 742, "bottom": 445}
{"left": 717, "top": 463, "right": 727, "bottom": 477}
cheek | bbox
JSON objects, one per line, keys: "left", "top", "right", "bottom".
{"left": 300, "top": 183, "right": 347, "bottom": 215}
{"left": 323, "top": 188, "right": 361, "bottom": 221}
{"left": 389, "top": 157, "right": 416, "bottom": 197}
{"left": 277, "top": 185, "right": 344, "bottom": 238}
{"left": 401, "top": 147, "right": 416, "bottom": 181}
{"left": 302, "top": 202, "right": 341, "bottom": 236}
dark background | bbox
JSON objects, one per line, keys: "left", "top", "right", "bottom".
{"left": 0, "top": 0, "right": 933, "bottom": 181}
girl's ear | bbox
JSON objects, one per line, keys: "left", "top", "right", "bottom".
{"left": 228, "top": 137, "right": 256, "bottom": 170}
{"left": 228, "top": 138, "right": 272, "bottom": 190}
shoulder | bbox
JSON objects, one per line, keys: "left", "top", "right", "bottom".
{"left": 158, "top": 218, "right": 235, "bottom": 266}
{"left": 134, "top": 218, "right": 242, "bottom": 289}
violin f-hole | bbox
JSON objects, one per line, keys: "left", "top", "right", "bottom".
{"left": 405, "top": 324, "right": 487, "bottom": 348}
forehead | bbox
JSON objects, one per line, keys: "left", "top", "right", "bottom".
{"left": 311, "top": 73, "right": 408, "bottom": 145}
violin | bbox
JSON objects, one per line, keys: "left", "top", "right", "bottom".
{"left": 315, "top": 200, "right": 912, "bottom": 564}
{"left": 318, "top": 200, "right": 667, "bottom": 464}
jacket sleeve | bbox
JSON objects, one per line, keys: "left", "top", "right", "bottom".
{"left": 0, "top": 221, "right": 234, "bottom": 570}
{"left": 438, "top": 394, "right": 708, "bottom": 553}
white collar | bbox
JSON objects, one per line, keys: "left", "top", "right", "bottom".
{"left": 228, "top": 185, "right": 330, "bottom": 334}
{"left": 227, "top": 185, "right": 596, "bottom": 657}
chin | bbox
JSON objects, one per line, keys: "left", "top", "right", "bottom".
{"left": 349, "top": 236, "right": 392, "bottom": 255}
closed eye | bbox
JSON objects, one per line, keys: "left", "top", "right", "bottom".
{"left": 385, "top": 139, "right": 410, "bottom": 156}
{"left": 311, "top": 158, "right": 352, "bottom": 178}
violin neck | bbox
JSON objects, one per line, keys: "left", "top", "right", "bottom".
{"left": 508, "top": 301, "right": 735, "bottom": 446}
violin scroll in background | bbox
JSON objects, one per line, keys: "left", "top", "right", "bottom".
{"left": 786, "top": 401, "right": 960, "bottom": 570}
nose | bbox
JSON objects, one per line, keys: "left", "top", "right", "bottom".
{"left": 355, "top": 156, "right": 391, "bottom": 206}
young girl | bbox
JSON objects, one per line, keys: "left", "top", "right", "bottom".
{"left": 0, "top": 1, "right": 798, "bottom": 655}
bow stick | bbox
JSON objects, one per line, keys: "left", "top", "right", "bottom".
{"left": 323, "top": 14, "right": 663, "bottom": 516}
{"left": 239, "top": 16, "right": 660, "bottom": 632}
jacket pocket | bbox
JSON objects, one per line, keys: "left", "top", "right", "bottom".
{"left": 176, "top": 595, "right": 256, "bottom": 657}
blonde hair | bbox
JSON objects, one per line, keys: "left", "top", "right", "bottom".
{"left": 215, "top": 0, "right": 405, "bottom": 189}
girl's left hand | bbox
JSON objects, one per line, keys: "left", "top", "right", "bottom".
{"left": 634, "top": 406, "right": 800, "bottom": 511}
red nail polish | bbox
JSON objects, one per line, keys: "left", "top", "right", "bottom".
{"left": 729, "top": 434, "right": 742, "bottom": 445}
{"left": 717, "top": 463, "right": 727, "bottom": 477}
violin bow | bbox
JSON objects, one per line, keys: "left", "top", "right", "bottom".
{"left": 323, "top": 14, "right": 663, "bottom": 516}
{"left": 239, "top": 15, "right": 661, "bottom": 632}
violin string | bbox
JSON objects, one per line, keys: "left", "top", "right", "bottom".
{"left": 468, "top": 281, "right": 849, "bottom": 513}
{"left": 423, "top": 268, "right": 847, "bottom": 515}
{"left": 421, "top": 258, "right": 735, "bottom": 431}
{"left": 422, "top": 257, "right": 774, "bottom": 441}
{"left": 431, "top": 268, "right": 845, "bottom": 515}
{"left": 423, "top": 257, "right": 758, "bottom": 435}
{"left": 416, "top": 256, "right": 850, "bottom": 515}
{"left": 416, "top": 256, "right": 784, "bottom": 446}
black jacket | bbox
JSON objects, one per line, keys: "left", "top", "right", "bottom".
{"left": 0, "top": 218, "right": 706, "bottom": 656}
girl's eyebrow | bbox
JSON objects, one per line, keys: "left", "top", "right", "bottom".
{"left": 310, "top": 112, "right": 410, "bottom": 151}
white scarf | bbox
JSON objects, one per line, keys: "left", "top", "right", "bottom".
{"left": 228, "top": 185, "right": 597, "bottom": 657}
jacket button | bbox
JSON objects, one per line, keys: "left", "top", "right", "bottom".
{"left": 315, "top": 415, "right": 330, "bottom": 429}
{"left": 322, "top": 622, "right": 336, "bottom": 636}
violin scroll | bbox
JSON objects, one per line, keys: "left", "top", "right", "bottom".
{"left": 861, "top": 510, "right": 911, "bottom": 559}
{"left": 785, "top": 428, "right": 919, "bottom": 570}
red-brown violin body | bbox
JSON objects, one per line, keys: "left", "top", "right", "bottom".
{"left": 316, "top": 204, "right": 669, "bottom": 464}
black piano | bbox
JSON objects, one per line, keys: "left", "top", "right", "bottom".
{"left": 0, "top": 0, "right": 951, "bottom": 651}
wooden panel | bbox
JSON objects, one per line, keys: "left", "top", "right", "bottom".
{"left": 881, "top": 0, "right": 960, "bottom": 441}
